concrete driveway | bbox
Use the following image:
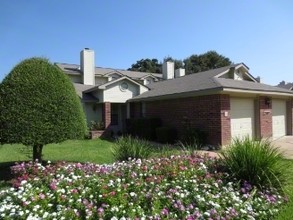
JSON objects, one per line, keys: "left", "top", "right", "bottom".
{"left": 272, "top": 136, "right": 293, "bottom": 159}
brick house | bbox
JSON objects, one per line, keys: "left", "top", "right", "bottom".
{"left": 57, "top": 48, "right": 293, "bottom": 145}
{"left": 129, "top": 63, "right": 293, "bottom": 145}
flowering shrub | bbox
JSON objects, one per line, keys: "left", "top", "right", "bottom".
{"left": 0, "top": 154, "right": 287, "bottom": 219}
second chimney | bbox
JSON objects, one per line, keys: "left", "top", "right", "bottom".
{"left": 175, "top": 68, "right": 185, "bottom": 78}
{"left": 162, "top": 61, "right": 174, "bottom": 80}
{"left": 80, "top": 48, "right": 95, "bottom": 85}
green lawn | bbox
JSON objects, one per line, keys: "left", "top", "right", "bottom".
{"left": 274, "top": 159, "right": 293, "bottom": 220}
{"left": 0, "top": 138, "right": 114, "bottom": 164}
{"left": 0, "top": 139, "right": 114, "bottom": 189}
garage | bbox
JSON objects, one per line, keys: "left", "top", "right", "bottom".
{"left": 272, "top": 99, "right": 287, "bottom": 139}
{"left": 230, "top": 98, "right": 255, "bottom": 140}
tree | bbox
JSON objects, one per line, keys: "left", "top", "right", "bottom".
{"left": 0, "top": 57, "right": 87, "bottom": 162}
{"left": 184, "top": 51, "right": 232, "bottom": 74}
{"left": 127, "top": 58, "right": 161, "bottom": 73}
{"left": 128, "top": 51, "right": 232, "bottom": 74}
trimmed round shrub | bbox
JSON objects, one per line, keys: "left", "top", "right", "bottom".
{"left": 0, "top": 57, "right": 87, "bottom": 161}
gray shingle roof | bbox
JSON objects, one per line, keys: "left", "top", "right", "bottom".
{"left": 130, "top": 65, "right": 293, "bottom": 101}
{"left": 215, "top": 78, "right": 293, "bottom": 93}
{"left": 72, "top": 83, "right": 97, "bottom": 102}
{"left": 276, "top": 82, "right": 293, "bottom": 90}
{"left": 130, "top": 65, "right": 234, "bottom": 100}
{"left": 57, "top": 63, "right": 81, "bottom": 75}
{"left": 55, "top": 63, "right": 162, "bottom": 79}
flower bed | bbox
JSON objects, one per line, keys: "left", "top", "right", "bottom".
{"left": 0, "top": 154, "right": 287, "bottom": 219}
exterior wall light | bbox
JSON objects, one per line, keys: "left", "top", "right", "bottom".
{"left": 265, "top": 97, "right": 271, "bottom": 107}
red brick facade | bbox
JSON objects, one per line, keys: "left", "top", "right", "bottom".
{"left": 141, "top": 94, "right": 231, "bottom": 145}
{"left": 103, "top": 102, "right": 111, "bottom": 128}
{"left": 130, "top": 102, "right": 142, "bottom": 118}
{"left": 258, "top": 96, "right": 272, "bottom": 138}
{"left": 220, "top": 95, "right": 231, "bottom": 145}
{"left": 130, "top": 96, "right": 293, "bottom": 145}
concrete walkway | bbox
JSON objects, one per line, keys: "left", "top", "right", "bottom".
{"left": 272, "top": 136, "right": 293, "bottom": 159}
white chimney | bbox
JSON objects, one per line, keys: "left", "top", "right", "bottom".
{"left": 80, "top": 48, "right": 95, "bottom": 85}
{"left": 175, "top": 68, "right": 185, "bottom": 78}
{"left": 162, "top": 61, "right": 174, "bottom": 80}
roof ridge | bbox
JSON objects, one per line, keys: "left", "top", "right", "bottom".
{"left": 211, "top": 77, "right": 223, "bottom": 87}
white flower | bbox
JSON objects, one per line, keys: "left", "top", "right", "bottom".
{"left": 130, "top": 192, "right": 136, "bottom": 197}
{"left": 20, "top": 180, "right": 27, "bottom": 185}
{"left": 43, "top": 212, "right": 49, "bottom": 218}
{"left": 204, "top": 212, "right": 210, "bottom": 216}
{"left": 111, "top": 206, "right": 119, "bottom": 212}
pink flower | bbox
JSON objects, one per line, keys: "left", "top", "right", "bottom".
{"left": 161, "top": 208, "right": 169, "bottom": 215}
{"left": 76, "top": 163, "right": 82, "bottom": 168}
{"left": 39, "top": 193, "right": 45, "bottom": 200}
{"left": 71, "top": 188, "right": 78, "bottom": 194}
{"left": 50, "top": 182, "right": 57, "bottom": 191}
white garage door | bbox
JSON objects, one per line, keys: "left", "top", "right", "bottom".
{"left": 272, "top": 99, "right": 287, "bottom": 139}
{"left": 231, "top": 98, "right": 255, "bottom": 140}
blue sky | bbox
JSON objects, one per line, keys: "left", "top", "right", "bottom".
{"left": 1, "top": 0, "right": 292, "bottom": 85}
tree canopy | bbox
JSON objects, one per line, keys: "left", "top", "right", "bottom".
{"left": 0, "top": 57, "right": 87, "bottom": 161}
{"left": 127, "top": 58, "right": 161, "bottom": 73}
{"left": 128, "top": 51, "right": 232, "bottom": 74}
{"left": 184, "top": 51, "right": 232, "bottom": 74}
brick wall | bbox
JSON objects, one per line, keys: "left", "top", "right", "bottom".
{"left": 130, "top": 102, "right": 142, "bottom": 118}
{"left": 138, "top": 94, "right": 231, "bottom": 145}
{"left": 258, "top": 96, "right": 272, "bottom": 138}
{"left": 102, "top": 102, "right": 111, "bottom": 128}
{"left": 220, "top": 95, "right": 231, "bottom": 145}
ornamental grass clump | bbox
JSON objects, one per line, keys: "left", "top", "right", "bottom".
{"left": 220, "top": 137, "right": 286, "bottom": 190}
{"left": 112, "top": 136, "right": 153, "bottom": 161}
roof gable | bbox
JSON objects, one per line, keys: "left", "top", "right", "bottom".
{"left": 83, "top": 76, "right": 149, "bottom": 93}
{"left": 216, "top": 63, "right": 257, "bottom": 82}
{"left": 103, "top": 70, "right": 124, "bottom": 77}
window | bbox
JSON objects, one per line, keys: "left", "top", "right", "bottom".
{"left": 120, "top": 82, "right": 128, "bottom": 91}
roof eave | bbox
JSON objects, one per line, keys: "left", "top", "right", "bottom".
{"left": 222, "top": 88, "right": 293, "bottom": 97}
{"left": 129, "top": 88, "right": 223, "bottom": 102}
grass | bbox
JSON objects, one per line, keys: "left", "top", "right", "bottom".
{"left": 0, "top": 139, "right": 114, "bottom": 164}
{"left": 274, "top": 159, "right": 293, "bottom": 219}
{"left": 0, "top": 138, "right": 114, "bottom": 189}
